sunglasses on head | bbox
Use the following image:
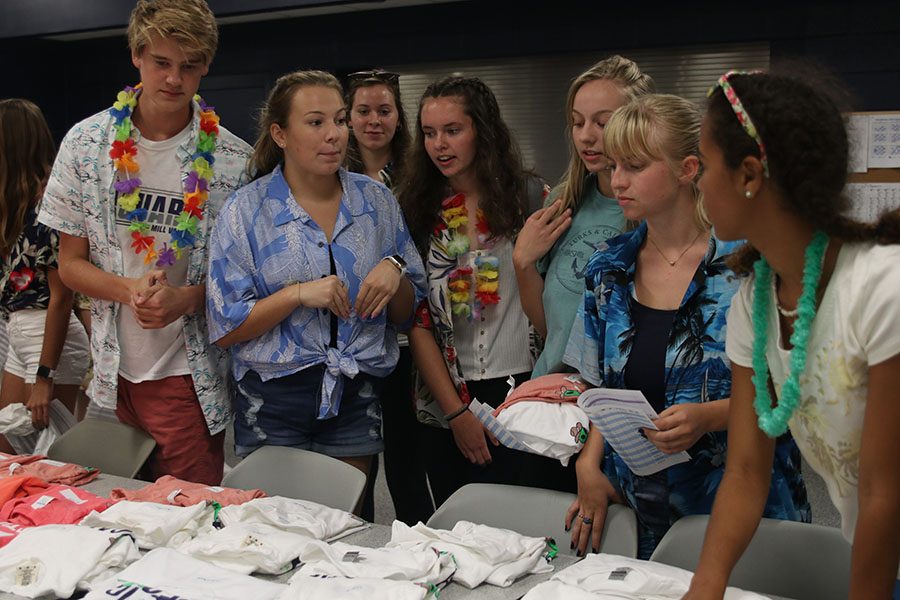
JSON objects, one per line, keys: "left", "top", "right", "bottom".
{"left": 348, "top": 70, "right": 400, "bottom": 84}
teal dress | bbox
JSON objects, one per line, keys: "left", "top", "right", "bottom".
{"left": 532, "top": 176, "right": 625, "bottom": 377}
{"left": 564, "top": 223, "right": 810, "bottom": 558}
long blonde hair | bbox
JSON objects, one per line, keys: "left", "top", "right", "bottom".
{"left": 251, "top": 70, "right": 344, "bottom": 178}
{"left": 556, "top": 55, "right": 655, "bottom": 213}
{"left": 604, "top": 93, "right": 709, "bottom": 230}
{"left": 0, "top": 99, "right": 56, "bottom": 256}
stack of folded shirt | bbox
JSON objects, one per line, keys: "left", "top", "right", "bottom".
{"left": 79, "top": 500, "right": 215, "bottom": 549}
{"left": 83, "top": 547, "right": 285, "bottom": 600}
{"left": 387, "top": 520, "right": 553, "bottom": 588}
{"left": 522, "top": 554, "right": 772, "bottom": 600}
{"left": 217, "top": 496, "right": 368, "bottom": 541}
{"left": 180, "top": 522, "right": 316, "bottom": 575}
{"left": 0, "top": 524, "right": 139, "bottom": 598}
{"left": 292, "top": 539, "right": 456, "bottom": 590}
{"left": 0, "top": 452, "right": 99, "bottom": 486}
{"left": 492, "top": 373, "right": 591, "bottom": 465}
{"left": 0, "top": 484, "right": 114, "bottom": 527}
{"left": 111, "top": 474, "right": 266, "bottom": 507}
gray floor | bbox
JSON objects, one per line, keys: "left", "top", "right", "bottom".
{"left": 225, "top": 427, "right": 840, "bottom": 529}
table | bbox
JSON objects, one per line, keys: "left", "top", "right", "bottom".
{"left": 0, "top": 473, "right": 580, "bottom": 600}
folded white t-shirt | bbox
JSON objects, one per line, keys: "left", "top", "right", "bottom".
{"left": 0, "top": 524, "right": 138, "bottom": 599}
{"left": 218, "top": 496, "right": 367, "bottom": 541}
{"left": 292, "top": 538, "right": 456, "bottom": 589}
{"left": 79, "top": 500, "right": 214, "bottom": 549}
{"left": 495, "top": 401, "right": 590, "bottom": 466}
{"left": 181, "top": 522, "right": 316, "bottom": 575}
{"left": 279, "top": 575, "right": 427, "bottom": 600}
{"left": 387, "top": 520, "right": 552, "bottom": 588}
{"left": 522, "top": 553, "right": 771, "bottom": 599}
{"left": 84, "top": 547, "right": 286, "bottom": 600}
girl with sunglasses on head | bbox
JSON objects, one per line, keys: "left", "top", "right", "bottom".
{"left": 515, "top": 55, "right": 654, "bottom": 379}
{"left": 685, "top": 71, "right": 900, "bottom": 600}
{"left": 345, "top": 69, "right": 410, "bottom": 188}
{"left": 398, "top": 76, "right": 550, "bottom": 506}
{"left": 207, "top": 71, "right": 426, "bottom": 509}
{"left": 344, "top": 68, "right": 432, "bottom": 524}
{"left": 562, "top": 94, "right": 809, "bottom": 559}
{"left": 0, "top": 99, "right": 90, "bottom": 442}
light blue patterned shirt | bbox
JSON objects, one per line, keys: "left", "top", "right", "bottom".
{"left": 38, "top": 101, "right": 252, "bottom": 435}
{"left": 207, "top": 165, "right": 426, "bottom": 419}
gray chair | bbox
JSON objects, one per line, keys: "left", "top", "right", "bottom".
{"left": 222, "top": 445, "right": 367, "bottom": 514}
{"left": 426, "top": 483, "right": 639, "bottom": 557}
{"left": 47, "top": 419, "right": 156, "bottom": 479}
{"left": 650, "top": 515, "right": 851, "bottom": 600}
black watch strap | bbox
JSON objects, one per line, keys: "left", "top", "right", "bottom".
{"left": 35, "top": 365, "right": 55, "bottom": 380}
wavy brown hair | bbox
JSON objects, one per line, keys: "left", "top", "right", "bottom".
{"left": 0, "top": 99, "right": 56, "bottom": 256}
{"left": 345, "top": 71, "right": 411, "bottom": 188}
{"left": 397, "top": 76, "right": 530, "bottom": 248}
{"left": 706, "top": 71, "right": 900, "bottom": 274}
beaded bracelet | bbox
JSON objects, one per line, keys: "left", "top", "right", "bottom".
{"left": 444, "top": 404, "right": 469, "bottom": 422}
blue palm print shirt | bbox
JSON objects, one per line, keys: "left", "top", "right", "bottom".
{"left": 564, "top": 222, "right": 810, "bottom": 558}
{"left": 206, "top": 165, "right": 426, "bottom": 420}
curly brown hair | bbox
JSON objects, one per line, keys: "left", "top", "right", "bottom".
{"left": 706, "top": 71, "right": 900, "bottom": 274}
{"left": 396, "top": 76, "right": 530, "bottom": 249}
{"left": 0, "top": 99, "right": 56, "bottom": 256}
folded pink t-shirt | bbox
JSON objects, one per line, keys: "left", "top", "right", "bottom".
{"left": 0, "top": 484, "right": 114, "bottom": 527}
{"left": 493, "top": 373, "right": 589, "bottom": 416}
{"left": 0, "top": 453, "right": 100, "bottom": 486}
{"left": 111, "top": 475, "right": 266, "bottom": 507}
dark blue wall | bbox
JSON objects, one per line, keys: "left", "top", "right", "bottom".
{"left": 1, "top": 0, "right": 898, "bottom": 144}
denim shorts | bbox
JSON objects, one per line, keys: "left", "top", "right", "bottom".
{"left": 232, "top": 365, "right": 383, "bottom": 458}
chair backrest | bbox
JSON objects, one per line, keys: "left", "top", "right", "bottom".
{"left": 47, "top": 419, "right": 156, "bottom": 479}
{"left": 426, "top": 483, "right": 638, "bottom": 558}
{"left": 222, "top": 446, "right": 367, "bottom": 514}
{"left": 650, "top": 515, "right": 851, "bottom": 600}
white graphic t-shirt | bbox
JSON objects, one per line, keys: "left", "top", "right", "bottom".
{"left": 115, "top": 125, "right": 191, "bottom": 382}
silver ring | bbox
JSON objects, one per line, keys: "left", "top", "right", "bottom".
{"left": 582, "top": 515, "right": 593, "bottom": 526}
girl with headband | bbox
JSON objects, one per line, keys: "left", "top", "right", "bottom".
{"left": 685, "top": 71, "right": 900, "bottom": 599}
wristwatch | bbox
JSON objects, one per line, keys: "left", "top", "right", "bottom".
{"left": 35, "top": 365, "right": 55, "bottom": 381}
{"left": 384, "top": 254, "right": 408, "bottom": 277}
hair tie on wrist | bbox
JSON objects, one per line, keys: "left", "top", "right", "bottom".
{"left": 445, "top": 404, "right": 468, "bottom": 422}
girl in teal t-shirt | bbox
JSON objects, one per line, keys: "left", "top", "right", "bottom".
{"left": 514, "top": 55, "right": 655, "bottom": 377}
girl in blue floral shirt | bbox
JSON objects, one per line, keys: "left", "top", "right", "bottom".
{"left": 0, "top": 99, "right": 89, "bottom": 437}
{"left": 563, "top": 94, "right": 809, "bottom": 558}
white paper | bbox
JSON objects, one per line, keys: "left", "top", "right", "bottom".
{"left": 845, "top": 182, "right": 900, "bottom": 223}
{"left": 577, "top": 389, "right": 690, "bottom": 476}
{"left": 867, "top": 115, "right": 900, "bottom": 168}
{"left": 467, "top": 399, "right": 531, "bottom": 452}
{"left": 847, "top": 114, "right": 869, "bottom": 173}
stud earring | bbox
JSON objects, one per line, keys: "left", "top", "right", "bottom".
{"left": 745, "top": 190, "right": 752, "bottom": 199}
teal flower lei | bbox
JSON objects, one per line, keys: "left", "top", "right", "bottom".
{"left": 751, "top": 230, "right": 829, "bottom": 437}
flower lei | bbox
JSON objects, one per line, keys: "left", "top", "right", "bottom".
{"left": 440, "top": 193, "right": 501, "bottom": 320}
{"left": 751, "top": 230, "right": 829, "bottom": 437}
{"left": 109, "top": 83, "right": 220, "bottom": 267}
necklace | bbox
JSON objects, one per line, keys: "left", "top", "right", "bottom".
{"left": 647, "top": 229, "right": 705, "bottom": 267}
{"left": 109, "top": 83, "right": 219, "bottom": 267}
{"left": 751, "top": 230, "right": 829, "bottom": 437}
{"left": 439, "top": 193, "right": 500, "bottom": 320}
